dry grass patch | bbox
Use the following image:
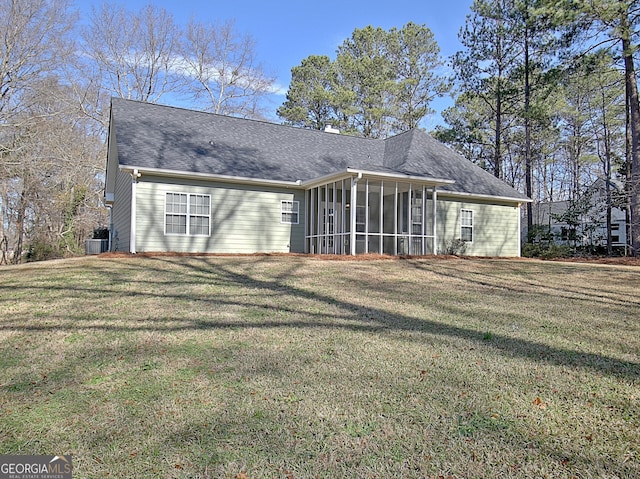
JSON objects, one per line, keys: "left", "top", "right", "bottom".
{"left": 0, "top": 255, "right": 638, "bottom": 478}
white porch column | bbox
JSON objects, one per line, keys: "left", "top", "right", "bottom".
{"left": 350, "top": 174, "right": 361, "bottom": 255}
{"left": 432, "top": 188, "right": 438, "bottom": 255}
{"left": 304, "top": 189, "right": 310, "bottom": 253}
{"left": 393, "top": 182, "right": 398, "bottom": 255}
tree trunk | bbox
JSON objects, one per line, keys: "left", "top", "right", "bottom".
{"left": 13, "top": 188, "right": 27, "bottom": 264}
{"left": 621, "top": 16, "right": 640, "bottom": 256}
{"left": 524, "top": 8, "right": 533, "bottom": 233}
{"left": 626, "top": 90, "right": 632, "bottom": 255}
{"left": 494, "top": 88, "right": 503, "bottom": 179}
{"left": 493, "top": 15, "right": 504, "bottom": 180}
{"left": 606, "top": 178, "right": 612, "bottom": 255}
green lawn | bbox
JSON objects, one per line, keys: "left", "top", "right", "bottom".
{"left": 0, "top": 255, "right": 638, "bottom": 478}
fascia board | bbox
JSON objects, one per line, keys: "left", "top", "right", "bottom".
{"left": 118, "top": 165, "right": 304, "bottom": 189}
{"left": 438, "top": 189, "right": 532, "bottom": 204}
{"left": 118, "top": 165, "right": 459, "bottom": 192}
{"left": 300, "top": 168, "right": 456, "bottom": 189}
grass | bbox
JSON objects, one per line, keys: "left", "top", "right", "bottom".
{"left": 0, "top": 254, "right": 638, "bottom": 478}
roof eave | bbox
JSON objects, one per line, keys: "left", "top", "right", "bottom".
{"left": 119, "top": 165, "right": 304, "bottom": 188}
{"left": 300, "top": 168, "right": 455, "bottom": 189}
{"left": 438, "top": 189, "right": 532, "bottom": 204}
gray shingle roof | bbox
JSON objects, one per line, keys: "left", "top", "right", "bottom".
{"left": 110, "top": 98, "right": 529, "bottom": 201}
{"left": 387, "top": 130, "right": 530, "bottom": 199}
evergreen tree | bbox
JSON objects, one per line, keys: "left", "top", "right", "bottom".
{"left": 277, "top": 23, "right": 449, "bottom": 138}
{"left": 276, "top": 55, "right": 339, "bottom": 130}
{"left": 452, "top": 0, "right": 521, "bottom": 179}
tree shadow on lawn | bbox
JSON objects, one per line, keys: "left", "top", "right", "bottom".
{"left": 198, "top": 257, "right": 640, "bottom": 382}
{"left": 1, "top": 255, "right": 638, "bottom": 382}
{"left": 2, "top": 256, "right": 639, "bottom": 478}
{"left": 409, "top": 259, "right": 640, "bottom": 311}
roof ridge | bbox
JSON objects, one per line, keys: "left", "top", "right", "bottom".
{"left": 111, "top": 97, "right": 386, "bottom": 143}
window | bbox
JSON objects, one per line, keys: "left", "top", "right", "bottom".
{"left": 611, "top": 224, "right": 621, "bottom": 243}
{"left": 165, "top": 193, "right": 210, "bottom": 236}
{"left": 461, "top": 209, "right": 473, "bottom": 242}
{"left": 281, "top": 200, "right": 299, "bottom": 224}
{"left": 189, "top": 194, "right": 211, "bottom": 235}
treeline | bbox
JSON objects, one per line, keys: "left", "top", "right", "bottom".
{"left": 0, "top": 0, "right": 275, "bottom": 263}
{"left": 436, "top": 0, "right": 639, "bottom": 256}
{"left": 2, "top": 0, "right": 639, "bottom": 262}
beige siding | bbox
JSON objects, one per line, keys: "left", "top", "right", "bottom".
{"left": 111, "top": 169, "right": 132, "bottom": 252}
{"left": 437, "top": 197, "right": 521, "bottom": 257}
{"left": 134, "top": 176, "right": 305, "bottom": 253}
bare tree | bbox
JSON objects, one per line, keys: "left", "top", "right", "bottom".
{"left": 0, "top": 0, "right": 76, "bottom": 138}
{"left": 80, "top": 2, "right": 182, "bottom": 104}
{"left": 0, "top": 0, "right": 77, "bottom": 262}
{"left": 181, "top": 19, "right": 276, "bottom": 118}
{"left": 3, "top": 79, "right": 106, "bottom": 262}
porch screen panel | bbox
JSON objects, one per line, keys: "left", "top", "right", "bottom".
{"left": 411, "top": 187, "right": 423, "bottom": 254}
{"left": 382, "top": 182, "right": 396, "bottom": 255}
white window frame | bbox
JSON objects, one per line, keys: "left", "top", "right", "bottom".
{"left": 164, "top": 192, "right": 211, "bottom": 236}
{"left": 281, "top": 200, "right": 299, "bottom": 224}
{"left": 460, "top": 209, "right": 473, "bottom": 243}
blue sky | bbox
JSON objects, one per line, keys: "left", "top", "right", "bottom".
{"left": 78, "top": 0, "right": 474, "bottom": 126}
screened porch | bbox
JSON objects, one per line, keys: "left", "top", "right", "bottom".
{"left": 305, "top": 174, "right": 446, "bottom": 256}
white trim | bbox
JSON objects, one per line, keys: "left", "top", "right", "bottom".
{"left": 119, "top": 165, "right": 531, "bottom": 206}
{"left": 517, "top": 203, "right": 522, "bottom": 257}
{"left": 302, "top": 168, "right": 454, "bottom": 190}
{"left": 393, "top": 182, "right": 398, "bottom": 255}
{"left": 333, "top": 182, "right": 338, "bottom": 254}
{"left": 365, "top": 179, "right": 369, "bottom": 253}
{"left": 439, "top": 189, "right": 531, "bottom": 204}
{"left": 121, "top": 165, "right": 454, "bottom": 191}
{"left": 350, "top": 176, "right": 359, "bottom": 255}
{"left": 432, "top": 188, "right": 438, "bottom": 255}
{"left": 130, "top": 174, "right": 137, "bottom": 254}
{"left": 121, "top": 165, "right": 302, "bottom": 188}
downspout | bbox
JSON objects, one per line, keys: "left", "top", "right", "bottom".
{"left": 107, "top": 205, "right": 113, "bottom": 252}
{"left": 130, "top": 169, "right": 141, "bottom": 254}
{"left": 350, "top": 172, "right": 362, "bottom": 255}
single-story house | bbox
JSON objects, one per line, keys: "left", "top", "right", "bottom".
{"left": 105, "top": 98, "right": 531, "bottom": 256}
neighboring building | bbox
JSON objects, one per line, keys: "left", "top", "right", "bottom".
{"left": 105, "top": 98, "right": 530, "bottom": 257}
{"left": 524, "top": 178, "right": 628, "bottom": 250}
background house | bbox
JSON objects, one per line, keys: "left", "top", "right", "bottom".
{"left": 523, "top": 178, "right": 628, "bottom": 252}
{"left": 105, "top": 98, "right": 530, "bottom": 256}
